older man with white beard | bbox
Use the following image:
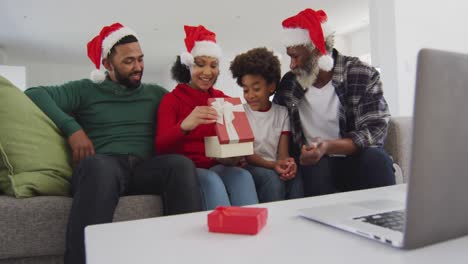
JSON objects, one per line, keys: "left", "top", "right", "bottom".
{"left": 273, "top": 8, "right": 395, "bottom": 197}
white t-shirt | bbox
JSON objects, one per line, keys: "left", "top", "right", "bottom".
{"left": 298, "top": 80, "right": 340, "bottom": 144}
{"left": 244, "top": 103, "right": 290, "bottom": 161}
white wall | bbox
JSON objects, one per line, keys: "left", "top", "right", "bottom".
{"left": 371, "top": 0, "right": 468, "bottom": 116}
{"left": 4, "top": 57, "right": 163, "bottom": 89}
{"left": 393, "top": 0, "right": 468, "bottom": 116}
{"left": 334, "top": 34, "right": 350, "bottom": 55}
{"left": 347, "top": 26, "right": 371, "bottom": 60}
{"left": 334, "top": 27, "right": 370, "bottom": 59}
{"left": 369, "top": 0, "right": 399, "bottom": 116}
{"left": 25, "top": 63, "right": 89, "bottom": 87}
{"left": 0, "top": 65, "right": 26, "bottom": 90}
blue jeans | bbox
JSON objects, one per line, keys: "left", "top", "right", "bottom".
{"left": 196, "top": 164, "right": 258, "bottom": 210}
{"left": 245, "top": 165, "right": 304, "bottom": 203}
{"left": 300, "top": 147, "right": 395, "bottom": 197}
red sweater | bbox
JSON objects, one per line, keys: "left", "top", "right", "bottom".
{"left": 155, "top": 83, "right": 228, "bottom": 168}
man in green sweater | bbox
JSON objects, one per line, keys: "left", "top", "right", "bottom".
{"left": 25, "top": 23, "right": 202, "bottom": 264}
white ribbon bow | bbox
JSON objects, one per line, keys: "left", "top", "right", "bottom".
{"left": 211, "top": 98, "right": 244, "bottom": 143}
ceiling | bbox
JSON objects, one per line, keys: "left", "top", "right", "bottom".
{"left": 0, "top": 0, "right": 369, "bottom": 72}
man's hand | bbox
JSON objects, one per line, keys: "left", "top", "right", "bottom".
{"left": 180, "top": 106, "right": 218, "bottom": 132}
{"left": 68, "top": 129, "right": 95, "bottom": 165}
{"left": 299, "top": 141, "right": 328, "bottom": 166}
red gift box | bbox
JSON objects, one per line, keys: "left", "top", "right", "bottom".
{"left": 207, "top": 206, "right": 268, "bottom": 235}
{"left": 208, "top": 98, "right": 254, "bottom": 144}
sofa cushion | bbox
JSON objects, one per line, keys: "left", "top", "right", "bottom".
{"left": 0, "top": 195, "right": 163, "bottom": 260}
{"left": 384, "top": 116, "right": 413, "bottom": 183}
{"left": 0, "top": 76, "right": 72, "bottom": 197}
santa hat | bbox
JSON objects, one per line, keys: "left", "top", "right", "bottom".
{"left": 282, "top": 8, "right": 334, "bottom": 71}
{"left": 180, "top": 25, "right": 222, "bottom": 66}
{"left": 87, "top": 22, "right": 138, "bottom": 83}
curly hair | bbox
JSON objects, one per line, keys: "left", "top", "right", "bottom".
{"left": 230, "top": 47, "right": 281, "bottom": 88}
{"left": 171, "top": 56, "right": 191, "bottom": 83}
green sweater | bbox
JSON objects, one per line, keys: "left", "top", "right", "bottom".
{"left": 25, "top": 78, "right": 167, "bottom": 159}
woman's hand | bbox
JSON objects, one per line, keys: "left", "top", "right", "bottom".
{"left": 180, "top": 106, "right": 218, "bottom": 132}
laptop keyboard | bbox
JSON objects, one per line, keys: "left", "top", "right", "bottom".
{"left": 354, "top": 210, "right": 405, "bottom": 232}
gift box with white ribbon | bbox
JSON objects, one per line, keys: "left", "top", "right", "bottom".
{"left": 204, "top": 98, "right": 254, "bottom": 158}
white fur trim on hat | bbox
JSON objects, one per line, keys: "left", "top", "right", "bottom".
{"left": 180, "top": 51, "right": 194, "bottom": 66}
{"left": 282, "top": 28, "right": 312, "bottom": 47}
{"left": 190, "top": 41, "right": 222, "bottom": 59}
{"left": 90, "top": 69, "right": 106, "bottom": 83}
{"left": 102, "top": 27, "right": 138, "bottom": 57}
{"left": 318, "top": 54, "right": 334, "bottom": 71}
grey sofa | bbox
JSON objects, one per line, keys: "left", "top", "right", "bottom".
{"left": 384, "top": 116, "right": 413, "bottom": 184}
{"left": 0, "top": 116, "right": 413, "bottom": 264}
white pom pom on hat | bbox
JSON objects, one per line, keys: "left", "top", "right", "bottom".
{"left": 90, "top": 69, "right": 106, "bottom": 83}
{"left": 87, "top": 22, "right": 138, "bottom": 83}
{"left": 180, "top": 51, "right": 194, "bottom": 66}
{"left": 318, "top": 54, "right": 334, "bottom": 71}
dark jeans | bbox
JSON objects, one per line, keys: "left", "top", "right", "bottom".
{"left": 300, "top": 147, "right": 395, "bottom": 197}
{"left": 64, "top": 154, "right": 201, "bottom": 264}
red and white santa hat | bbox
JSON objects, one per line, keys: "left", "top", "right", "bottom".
{"left": 87, "top": 22, "right": 138, "bottom": 83}
{"left": 282, "top": 8, "right": 334, "bottom": 71}
{"left": 180, "top": 25, "right": 222, "bottom": 66}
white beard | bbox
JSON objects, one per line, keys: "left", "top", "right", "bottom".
{"left": 294, "top": 65, "right": 319, "bottom": 90}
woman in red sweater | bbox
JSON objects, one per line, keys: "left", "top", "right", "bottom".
{"left": 155, "top": 25, "right": 258, "bottom": 210}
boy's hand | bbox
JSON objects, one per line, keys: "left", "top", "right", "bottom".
{"left": 273, "top": 159, "right": 290, "bottom": 176}
{"left": 279, "top": 158, "right": 297, "bottom": 181}
{"left": 273, "top": 158, "right": 296, "bottom": 180}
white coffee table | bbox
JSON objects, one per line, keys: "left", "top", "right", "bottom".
{"left": 85, "top": 184, "right": 468, "bottom": 264}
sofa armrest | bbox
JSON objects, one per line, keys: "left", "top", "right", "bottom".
{"left": 384, "top": 116, "right": 413, "bottom": 183}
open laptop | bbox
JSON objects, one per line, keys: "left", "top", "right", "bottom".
{"left": 299, "top": 48, "right": 468, "bottom": 249}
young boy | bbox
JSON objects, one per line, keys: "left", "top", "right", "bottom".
{"left": 230, "top": 47, "right": 303, "bottom": 202}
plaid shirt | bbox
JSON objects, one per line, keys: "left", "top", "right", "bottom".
{"left": 273, "top": 49, "right": 390, "bottom": 157}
